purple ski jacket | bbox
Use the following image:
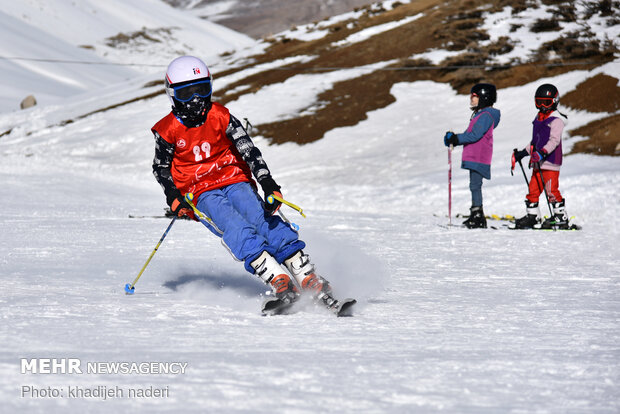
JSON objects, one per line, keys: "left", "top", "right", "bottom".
{"left": 456, "top": 107, "right": 501, "bottom": 179}
{"left": 528, "top": 115, "right": 564, "bottom": 171}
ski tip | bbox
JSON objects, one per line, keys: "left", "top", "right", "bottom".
{"left": 336, "top": 298, "right": 357, "bottom": 317}
{"left": 124, "top": 283, "right": 135, "bottom": 295}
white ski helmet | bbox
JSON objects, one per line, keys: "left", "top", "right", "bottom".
{"left": 164, "top": 56, "right": 212, "bottom": 104}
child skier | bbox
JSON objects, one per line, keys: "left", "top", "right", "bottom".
{"left": 151, "top": 55, "right": 351, "bottom": 315}
{"left": 512, "top": 83, "right": 569, "bottom": 229}
{"left": 443, "top": 83, "right": 501, "bottom": 228}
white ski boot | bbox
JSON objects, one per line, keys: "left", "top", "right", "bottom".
{"left": 284, "top": 251, "right": 356, "bottom": 315}
{"left": 541, "top": 199, "right": 569, "bottom": 229}
{"left": 251, "top": 251, "right": 300, "bottom": 315}
{"left": 513, "top": 201, "right": 542, "bottom": 229}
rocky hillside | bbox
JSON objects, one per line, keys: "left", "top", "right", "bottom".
{"left": 173, "top": 0, "right": 375, "bottom": 39}
{"left": 211, "top": 0, "right": 619, "bottom": 155}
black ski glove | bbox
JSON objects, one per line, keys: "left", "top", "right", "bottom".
{"left": 444, "top": 131, "right": 459, "bottom": 147}
{"left": 167, "top": 192, "right": 196, "bottom": 220}
{"left": 513, "top": 148, "right": 528, "bottom": 163}
{"left": 259, "top": 177, "right": 282, "bottom": 214}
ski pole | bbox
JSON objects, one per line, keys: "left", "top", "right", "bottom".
{"left": 277, "top": 209, "right": 300, "bottom": 231}
{"left": 125, "top": 216, "right": 177, "bottom": 295}
{"left": 534, "top": 163, "right": 554, "bottom": 217}
{"left": 517, "top": 158, "right": 529, "bottom": 187}
{"left": 267, "top": 193, "right": 306, "bottom": 218}
{"left": 448, "top": 144, "right": 453, "bottom": 226}
{"left": 527, "top": 145, "right": 553, "bottom": 217}
{"left": 184, "top": 193, "right": 215, "bottom": 226}
{"left": 512, "top": 148, "right": 530, "bottom": 187}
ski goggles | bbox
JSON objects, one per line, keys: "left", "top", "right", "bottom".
{"left": 167, "top": 79, "right": 212, "bottom": 102}
{"left": 535, "top": 97, "right": 555, "bottom": 108}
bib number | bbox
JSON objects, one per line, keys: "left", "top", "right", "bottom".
{"left": 193, "top": 142, "right": 211, "bottom": 161}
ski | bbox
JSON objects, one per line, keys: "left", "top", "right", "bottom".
{"left": 456, "top": 213, "right": 515, "bottom": 221}
{"left": 261, "top": 295, "right": 357, "bottom": 317}
{"left": 508, "top": 215, "right": 581, "bottom": 230}
{"left": 437, "top": 223, "right": 503, "bottom": 230}
{"left": 508, "top": 223, "right": 581, "bottom": 231}
{"left": 129, "top": 209, "right": 191, "bottom": 220}
{"left": 437, "top": 223, "right": 465, "bottom": 229}
{"left": 128, "top": 214, "right": 170, "bottom": 219}
{"left": 434, "top": 213, "right": 514, "bottom": 223}
{"left": 318, "top": 292, "right": 357, "bottom": 317}
{"left": 333, "top": 298, "right": 357, "bottom": 317}
{"left": 261, "top": 297, "right": 299, "bottom": 316}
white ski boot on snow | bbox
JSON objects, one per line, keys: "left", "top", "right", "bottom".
{"left": 251, "top": 251, "right": 300, "bottom": 315}
{"left": 284, "top": 251, "right": 356, "bottom": 316}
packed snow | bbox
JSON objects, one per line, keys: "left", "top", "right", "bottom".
{"left": 331, "top": 13, "right": 423, "bottom": 48}
{"left": 1, "top": 1, "right": 619, "bottom": 413}
{"left": 480, "top": 3, "right": 620, "bottom": 65}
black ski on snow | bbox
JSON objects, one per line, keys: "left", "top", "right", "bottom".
{"left": 456, "top": 213, "right": 516, "bottom": 222}
{"left": 261, "top": 296, "right": 357, "bottom": 317}
{"left": 436, "top": 223, "right": 505, "bottom": 230}
{"left": 128, "top": 208, "right": 192, "bottom": 220}
{"left": 261, "top": 297, "right": 298, "bottom": 316}
{"left": 437, "top": 214, "right": 581, "bottom": 231}
{"left": 333, "top": 298, "right": 357, "bottom": 317}
{"left": 128, "top": 214, "right": 170, "bottom": 219}
{"left": 435, "top": 213, "right": 515, "bottom": 222}
{"left": 508, "top": 223, "right": 582, "bottom": 231}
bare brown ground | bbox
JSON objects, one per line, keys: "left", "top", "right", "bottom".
{"left": 562, "top": 74, "right": 620, "bottom": 113}
{"left": 562, "top": 74, "right": 620, "bottom": 155}
{"left": 570, "top": 114, "right": 620, "bottom": 155}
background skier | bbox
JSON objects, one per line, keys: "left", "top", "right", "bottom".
{"left": 443, "top": 83, "right": 501, "bottom": 228}
{"left": 511, "top": 83, "right": 570, "bottom": 229}
{"left": 151, "top": 55, "right": 345, "bottom": 314}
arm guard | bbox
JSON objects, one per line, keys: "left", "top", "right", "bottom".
{"left": 152, "top": 131, "right": 181, "bottom": 206}
{"left": 226, "top": 114, "right": 272, "bottom": 186}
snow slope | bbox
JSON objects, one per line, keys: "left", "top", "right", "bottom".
{"left": 1, "top": 1, "right": 619, "bottom": 413}
{"left": 0, "top": 0, "right": 253, "bottom": 112}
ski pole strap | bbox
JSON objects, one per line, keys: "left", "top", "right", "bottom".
{"left": 267, "top": 193, "right": 306, "bottom": 218}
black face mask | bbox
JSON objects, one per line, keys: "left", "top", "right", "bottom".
{"left": 172, "top": 96, "right": 211, "bottom": 128}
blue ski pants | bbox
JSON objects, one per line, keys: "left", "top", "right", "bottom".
{"left": 195, "top": 182, "right": 305, "bottom": 273}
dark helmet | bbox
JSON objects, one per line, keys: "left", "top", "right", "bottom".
{"left": 535, "top": 83, "right": 559, "bottom": 113}
{"left": 470, "top": 83, "right": 497, "bottom": 109}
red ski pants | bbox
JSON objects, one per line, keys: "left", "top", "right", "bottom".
{"left": 526, "top": 169, "right": 562, "bottom": 203}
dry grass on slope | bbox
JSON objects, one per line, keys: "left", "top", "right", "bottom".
{"left": 563, "top": 74, "right": 620, "bottom": 155}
